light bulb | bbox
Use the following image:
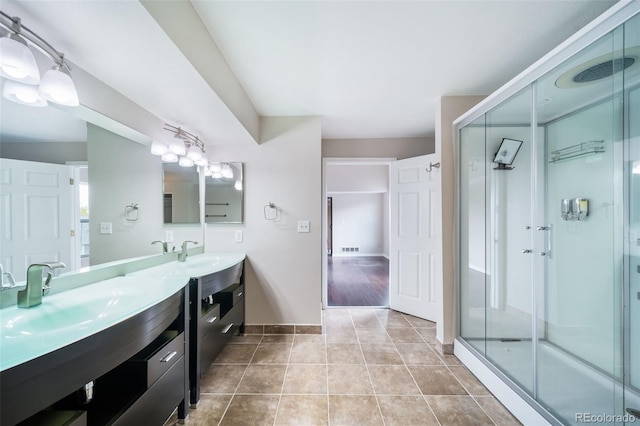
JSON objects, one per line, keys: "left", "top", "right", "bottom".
{"left": 3, "top": 80, "right": 47, "bottom": 106}
{"left": 179, "top": 156, "right": 194, "bottom": 167}
{"left": 150, "top": 140, "right": 168, "bottom": 156}
{"left": 234, "top": 180, "right": 242, "bottom": 191}
{"left": 39, "top": 66, "right": 79, "bottom": 106}
{"left": 161, "top": 152, "right": 178, "bottom": 163}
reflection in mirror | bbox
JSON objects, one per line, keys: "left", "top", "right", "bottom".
{"left": 205, "top": 162, "right": 243, "bottom": 223}
{"left": 163, "top": 163, "right": 200, "bottom": 224}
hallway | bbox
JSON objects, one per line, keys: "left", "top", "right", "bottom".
{"left": 327, "top": 256, "right": 389, "bottom": 307}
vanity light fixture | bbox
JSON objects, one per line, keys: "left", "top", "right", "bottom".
{"left": 0, "top": 12, "right": 79, "bottom": 107}
{"left": 151, "top": 123, "right": 208, "bottom": 168}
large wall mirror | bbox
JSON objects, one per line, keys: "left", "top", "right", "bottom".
{"left": 163, "top": 164, "right": 200, "bottom": 224}
{"left": 205, "top": 162, "right": 244, "bottom": 224}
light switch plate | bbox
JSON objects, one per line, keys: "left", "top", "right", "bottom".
{"left": 297, "top": 220, "right": 310, "bottom": 233}
{"left": 235, "top": 230, "right": 243, "bottom": 242}
{"left": 165, "top": 230, "right": 174, "bottom": 242}
{"left": 99, "top": 222, "right": 112, "bottom": 235}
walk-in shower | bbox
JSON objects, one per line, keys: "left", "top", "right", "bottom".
{"left": 455, "top": 3, "right": 639, "bottom": 425}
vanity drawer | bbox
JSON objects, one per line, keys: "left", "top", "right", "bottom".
{"left": 232, "top": 284, "right": 245, "bottom": 305}
{"left": 200, "top": 303, "right": 221, "bottom": 338}
{"left": 213, "top": 284, "right": 244, "bottom": 316}
{"left": 125, "top": 330, "right": 184, "bottom": 388}
{"left": 221, "top": 301, "right": 244, "bottom": 336}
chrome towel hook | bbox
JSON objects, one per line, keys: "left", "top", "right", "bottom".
{"left": 426, "top": 162, "right": 441, "bottom": 173}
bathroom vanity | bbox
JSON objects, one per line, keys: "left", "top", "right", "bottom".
{"left": 0, "top": 277, "right": 189, "bottom": 426}
{"left": 0, "top": 252, "right": 246, "bottom": 425}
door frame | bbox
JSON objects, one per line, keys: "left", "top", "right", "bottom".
{"left": 321, "top": 157, "right": 396, "bottom": 309}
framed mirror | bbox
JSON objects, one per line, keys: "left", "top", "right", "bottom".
{"left": 205, "top": 162, "right": 243, "bottom": 223}
{"left": 163, "top": 163, "right": 200, "bottom": 224}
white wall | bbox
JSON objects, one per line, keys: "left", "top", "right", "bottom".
{"left": 331, "top": 193, "right": 384, "bottom": 256}
{"left": 204, "top": 116, "right": 322, "bottom": 326}
{"left": 323, "top": 137, "right": 434, "bottom": 159}
{"left": 326, "top": 164, "right": 388, "bottom": 192}
{"left": 88, "top": 124, "right": 202, "bottom": 264}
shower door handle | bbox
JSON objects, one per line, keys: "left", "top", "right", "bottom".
{"left": 539, "top": 252, "right": 548, "bottom": 256}
{"left": 522, "top": 249, "right": 532, "bottom": 254}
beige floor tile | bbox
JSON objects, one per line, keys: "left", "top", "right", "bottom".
{"left": 437, "top": 353, "right": 464, "bottom": 366}
{"left": 220, "top": 394, "right": 279, "bottom": 426}
{"left": 360, "top": 344, "right": 404, "bottom": 365}
{"left": 236, "top": 365, "right": 287, "bottom": 394}
{"left": 395, "top": 343, "right": 443, "bottom": 366}
{"left": 283, "top": 364, "right": 328, "bottom": 394}
{"left": 475, "top": 396, "right": 522, "bottom": 425}
{"left": 200, "top": 364, "right": 248, "bottom": 393}
{"left": 408, "top": 366, "right": 468, "bottom": 395}
{"left": 231, "top": 334, "right": 263, "bottom": 344}
{"left": 449, "top": 366, "right": 491, "bottom": 396}
{"left": 327, "top": 343, "right": 364, "bottom": 364}
{"left": 325, "top": 328, "right": 358, "bottom": 343}
{"left": 415, "top": 327, "right": 436, "bottom": 344}
{"left": 352, "top": 313, "right": 384, "bottom": 329}
{"left": 181, "top": 394, "right": 232, "bottom": 426}
{"left": 294, "top": 334, "right": 326, "bottom": 344}
{"left": 329, "top": 395, "right": 384, "bottom": 425}
{"left": 323, "top": 316, "right": 354, "bottom": 329}
{"left": 324, "top": 309, "right": 351, "bottom": 318}
{"left": 426, "top": 395, "right": 494, "bottom": 426}
{"left": 289, "top": 342, "right": 327, "bottom": 364}
{"left": 251, "top": 343, "right": 292, "bottom": 364}
{"left": 386, "top": 327, "right": 424, "bottom": 343}
{"left": 377, "top": 395, "right": 440, "bottom": 426}
{"left": 275, "top": 395, "right": 329, "bottom": 425}
{"left": 367, "top": 365, "right": 421, "bottom": 395}
{"left": 377, "top": 311, "right": 412, "bottom": 328}
{"left": 261, "top": 334, "right": 295, "bottom": 343}
{"left": 328, "top": 364, "right": 374, "bottom": 394}
{"left": 213, "top": 344, "right": 258, "bottom": 364}
{"left": 356, "top": 328, "right": 392, "bottom": 344}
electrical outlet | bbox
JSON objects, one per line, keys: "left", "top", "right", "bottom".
{"left": 99, "top": 222, "right": 112, "bottom": 235}
{"left": 165, "top": 230, "right": 174, "bottom": 242}
{"left": 235, "top": 230, "right": 243, "bottom": 243}
{"left": 297, "top": 220, "right": 310, "bottom": 233}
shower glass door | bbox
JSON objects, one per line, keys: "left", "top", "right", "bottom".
{"left": 625, "top": 11, "right": 640, "bottom": 422}
{"left": 536, "top": 24, "right": 625, "bottom": 423}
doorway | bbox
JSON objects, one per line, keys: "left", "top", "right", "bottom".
{"left": 322, "top": 158, "right": 394, "bottom": 308}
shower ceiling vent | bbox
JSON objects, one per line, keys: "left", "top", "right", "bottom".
{"left": 555, "top": 46, "right": 640, "bottom": 88}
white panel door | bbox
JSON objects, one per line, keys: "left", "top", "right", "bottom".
{"left": 0, "top": 158, "right": 72, "bottom": 282}
{"left": 389, "top": 154, "right": 441, "bottom": 321}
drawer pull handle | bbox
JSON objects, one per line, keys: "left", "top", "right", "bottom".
{"left": 222, "top": 323, "right": 234, "bottom": 334}
{"left": 160, "top": 351, "right": 178, "bottom": 363}
{"left": 237, "top": 292, "right": 243, "bottom": 297}
{"left": 207, "top": 316, "right": 218, "bottom": 323}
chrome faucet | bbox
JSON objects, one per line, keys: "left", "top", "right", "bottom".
{"left": 18, "top": 262, "right": 66, "bottom": 308}
{"left": 151, "top": 240, "right": 169, "bottom": 254}
{"left": 178, "top": 241, "right": 198, "bottom": 262}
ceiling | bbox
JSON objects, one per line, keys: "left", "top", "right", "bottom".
{"left": 0, "top": 0, "right": 619, "bottom": 147}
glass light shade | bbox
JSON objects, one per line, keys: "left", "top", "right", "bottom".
{"left": 3, "top": 80, "right": 47, "bottom": 106}
{"left": 161, "top": 152, "right": 178, "bottom": 163}
{"left": 211, "top": 170, "right": 223, "bottom": 179}
{"left": 169, "top": 139, "right": 186, "bottom": 155}
{"left": 39, "top": 66, "right": 79, "bottom": 106}
{"left": 234, "top": 180, "right": 242, "bottom": 191}
{"left": 0, "top": 35, "right": 40, "bottom": 84}
{"left": 221, "top": 163, "right": 234, "bottom": 178}
{"left": 186, "top": 144, "right": 203, "bottom": 161}
{"left": 150, "top": 140, "right": 168, "bottom": 156}
{"left": 195, "top": 157, "right": 208, "bottom": 167}
{"left": 179, "top": 156, "right": 194, "bottom": 167}
{"left": 209, "top": 162, "right": 222, "bottom": 173}
{"left": 203, "top": 166, "right": 212, "bottom": 177}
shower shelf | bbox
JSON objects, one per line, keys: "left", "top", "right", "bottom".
{"left": 549, "top": 140, "right": 604, "bottom": 163}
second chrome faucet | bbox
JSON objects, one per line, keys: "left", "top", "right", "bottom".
{"left": 178, "top": 241, "right": 198, "bottom": 262}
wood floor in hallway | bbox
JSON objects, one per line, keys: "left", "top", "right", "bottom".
{"left": 327, "top": 256, "right": 389, "bottom": 307}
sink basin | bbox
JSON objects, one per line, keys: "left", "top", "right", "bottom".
{"left": 128, "top": 253, "right": 245, "bottom": 279}
{"left": 0, "top": 275, "right": 187, "bottom": 372}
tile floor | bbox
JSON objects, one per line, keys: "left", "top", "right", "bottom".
{"left": 168, "top": 308, "right": 521, "bottom": 425}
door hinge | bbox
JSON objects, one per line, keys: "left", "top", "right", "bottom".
{"left": 70, "top": 230, "right": 75, "bottom": 237}
{"left": 70, "top": 178, "right": 75, "bottom": 185}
